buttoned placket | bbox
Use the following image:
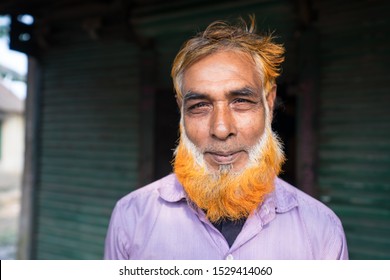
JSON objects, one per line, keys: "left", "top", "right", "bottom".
{"left": 189, "top": 202, "right": 232, "bottom": 258}
{"left": 228, "top": 198, "right": 277, "bottom": 257}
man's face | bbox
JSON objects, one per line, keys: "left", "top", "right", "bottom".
{"left": 181, "top": 50, "right": 276, "bottom": 173}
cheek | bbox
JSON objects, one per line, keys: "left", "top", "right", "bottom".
{"left": 238, "top": 114, "right": 266, "bottom": 142}
{"left": 183, "top": 118, "right": 208, "bottom": 146}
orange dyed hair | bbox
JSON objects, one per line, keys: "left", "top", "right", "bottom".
{"left": 174, "top": 127, "right": 284, "bottom": 222}
{"left": 171, "top": 16, "right": 285, "bottom": 104}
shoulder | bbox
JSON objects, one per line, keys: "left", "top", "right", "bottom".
{"left": 274, "top": 178, "right": 348, "bottom": 259}
{"left": 114, "top": 173, "right": 185, "bottom": 213}
{"left": 115, "top": 174, "right": 180, "bottom": 209}
{"left": 275, "top": 178, "right": 342, "bottom": 226}
{"left": 105, "top": 174, "right": 182, "bottom": 259}
{"left": 108, "top": 173, "right": 182, "bottom": 240}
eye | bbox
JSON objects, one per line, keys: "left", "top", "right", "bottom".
{"left": 231, "top": 98, "right": 258, "bottom": 110}
{"left": 233, "top": 98, "right": 251, "bottom": 103}
{"left": 185, "top": 102, "right": 211, "bottom": 115}
{"left": 189, "top": 102, "right": 208, "bottom": 109}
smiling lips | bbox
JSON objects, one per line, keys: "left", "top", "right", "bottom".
{"left": 206, "top": 151, "right": 243, "bottom": 165}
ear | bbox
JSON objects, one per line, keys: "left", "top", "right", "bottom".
{"left": 266, "top": 84, "right": 277, "bottom": 112}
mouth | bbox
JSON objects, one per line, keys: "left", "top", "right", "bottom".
{"left": 206, "top": 151, "right": 243, "bottom": 165}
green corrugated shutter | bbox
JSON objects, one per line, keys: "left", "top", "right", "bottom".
{"left": 316, "top": 0, "right": 390, "bottom": 259}
{"left": 134, "top": 0, "right": 297, "bottom": 88}
{"left": 34, "top": 36, "right": 139, "bottom": 259}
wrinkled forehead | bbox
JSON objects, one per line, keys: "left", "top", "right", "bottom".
{"left": 177, "top": 48, "right": 265, "bottom": 97}
{"left": 186, "top": 51, "right": 259, "bottom": 85}
{"left": 186, "top": 52, "right": 265, "bottom": 95}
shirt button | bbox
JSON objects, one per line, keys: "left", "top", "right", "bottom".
{"left": 225, "top": 254, "right": 234, "bottom": 260}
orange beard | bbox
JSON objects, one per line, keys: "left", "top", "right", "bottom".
{"left": 173, "top": 126, "right": 285, "bottom": 223}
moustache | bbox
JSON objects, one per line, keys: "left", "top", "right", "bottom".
{"left": 200, "top": 144, "right": 251, "bottom": 155}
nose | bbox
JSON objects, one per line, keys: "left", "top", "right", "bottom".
{"left": 209, "top": 104, "right": 236, "bottom": 140}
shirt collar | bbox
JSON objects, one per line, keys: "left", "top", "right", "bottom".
{"left": 273, "top": 177, "right": 299, "bottom": 213}
{"left": 158, "top": 174, "right": 299, "bottom": 222}
{"left": 158, "top": 173, "right": 187, "bottom": 202}
{"left": 253, "top": 177, "right": 299, "bottom": 226}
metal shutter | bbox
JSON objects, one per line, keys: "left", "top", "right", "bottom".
{"left": 134, "top": 0, "right": 297, "bottom": 85}
{"left": 34, "top": 34, "right": 139, "bottom": 259}
{"left": 315, "top": 0, "right": 390, "bottom": 259}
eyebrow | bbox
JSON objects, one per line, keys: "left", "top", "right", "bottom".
{"left": 183, "top": 91, "right": 208, "bottom": 103}
{"left": 228, "top": 87, "right": 258, "bottom": 98}
{"left": 183, "top": 87, "right": 260, "bottom": 103}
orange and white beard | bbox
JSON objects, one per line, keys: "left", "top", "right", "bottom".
{"left": 173, "top": 120, "right": 285, "bottom": 223}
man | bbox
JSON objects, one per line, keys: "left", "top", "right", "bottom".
{"left": 104, "top": 17, "right": 348, "bottom": 260}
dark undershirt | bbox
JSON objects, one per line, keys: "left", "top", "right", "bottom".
{"left": 211, "top": 218, "right": 246, "bottom": 247}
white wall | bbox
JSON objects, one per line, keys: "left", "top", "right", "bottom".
{"left": 0, "top": 113, "right": 25, "bottom": 174}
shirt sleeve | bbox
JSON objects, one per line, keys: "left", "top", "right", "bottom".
{"left": 104, "top": 202, "right": 130, "bottom": 260}
{"left": 336, "top": 226, "right": 349, "bottom": 260}
{"left": 324, "top": 220, "right": 349, "bottom": 260}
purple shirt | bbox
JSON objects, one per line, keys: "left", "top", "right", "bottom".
{"left": 104, "top": 174, "right": 348, "bottom": 259}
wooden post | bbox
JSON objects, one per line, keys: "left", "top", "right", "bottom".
{"left": 17, "top": 57, "right": 41, "bottom": 259}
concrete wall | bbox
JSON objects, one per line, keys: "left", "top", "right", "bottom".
{"left": 0, "top": 113, "right": 25, "bottom": 174}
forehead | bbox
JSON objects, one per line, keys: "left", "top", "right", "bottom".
{"left": 182, "top": 50, "right": 262, "bottom": 95}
